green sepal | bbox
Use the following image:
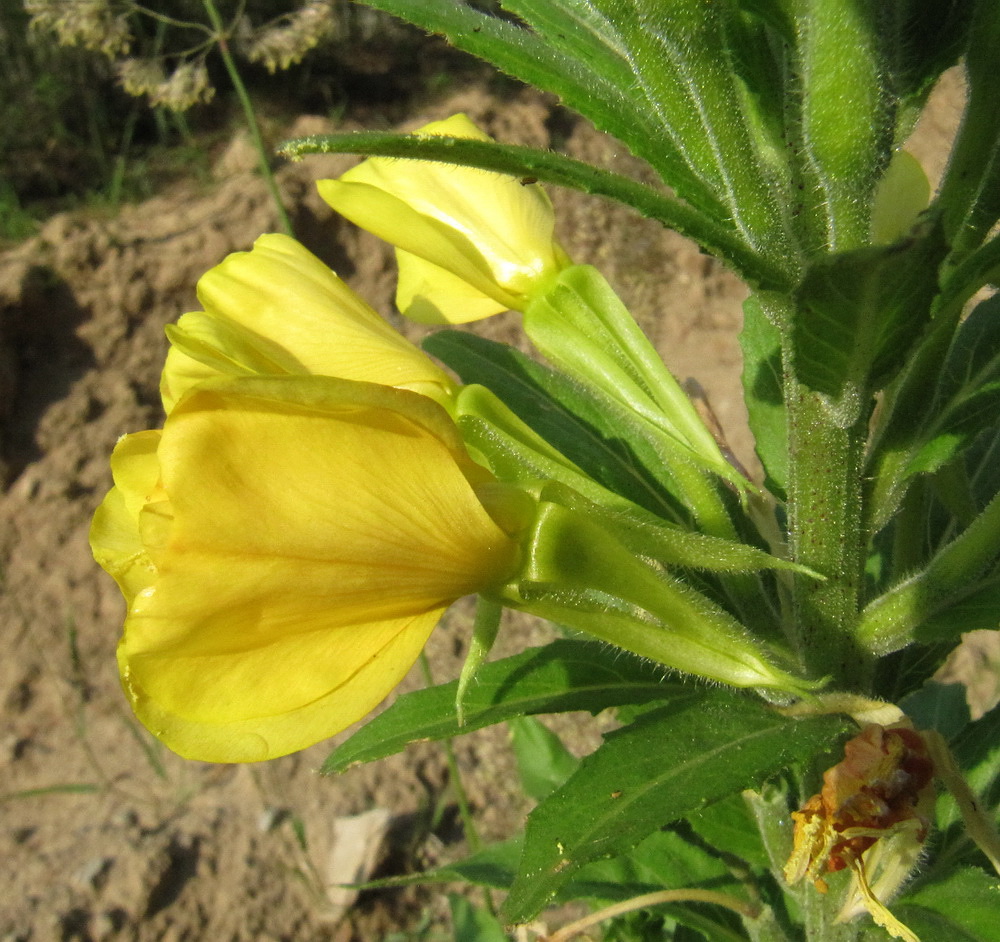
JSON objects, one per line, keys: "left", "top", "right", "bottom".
{"left": 524, "top": 264, "right": 743, "bottom": 488}
{"left": 455, "top": 597, "right": 502, "bottom": 728}
{"left": 451, "top": 382, "right": 646, "bottom": 514}
{"left": 428, "top": 330, "right": 710, "bottom": 525}
{"left": 536, "top": 480, "right": 817, "bottom": 580}
{"left": 503, "top": 500, "right": 819, "bottom": 695}
{"left": 791, "top": 0, "right": 895, "bottom": 249}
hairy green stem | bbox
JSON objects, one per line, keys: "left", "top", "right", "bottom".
{"left": 785, "top": 383, "right": 870, "bottom": 687}
{"left": 201, "top": 0, "right": 293, "bottom": 236}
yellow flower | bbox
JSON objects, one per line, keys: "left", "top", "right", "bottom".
{"left": 160, "top": 233, "right": 454, "bottom": 412}
{"left": 90, "top": 375, "right": 521, "bottom": 762}
{"left": 317, "top": 113, "right": 571, "bottom": 324}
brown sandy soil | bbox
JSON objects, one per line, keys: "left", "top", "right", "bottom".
{"left": 0, "top": 72, "right": 992, "bottom": 942}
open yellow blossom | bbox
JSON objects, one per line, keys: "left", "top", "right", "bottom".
{"left": 317, "top": 113, "right": 571, "bottom": 323}
{"left": 90, "top": 375, "right": 521, "bottom": 762}
{"left": 160, "top": 232, "right": 454, "bottom": 411}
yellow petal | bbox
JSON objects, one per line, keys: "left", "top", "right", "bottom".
{"left": 395, "top": 248, "right": 508, "bottom": 324}
{"left": 119, "top": 375, "right": 519, "bottom": 760}
{"left": 161, "top": 233, "right": 452, "bottom": 410}
{"left": 120, "top": 608, "right": 443, "bottom": 762}
{"left": 90, "top": 430, "right": 163, "bottom": 604}
{"left": 317, "top": 113, "right": 568, "bottom": 317}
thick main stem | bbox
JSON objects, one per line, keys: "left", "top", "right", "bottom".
{"left": 785, "top": 385, "right": 871, "bottom": 687}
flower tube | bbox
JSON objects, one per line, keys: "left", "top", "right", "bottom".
{"left": 317, "top": 113, "right": 571, "bottom": 323}
{"left": 91, "top": 375, "right": 521, "bottom": 762}
{"left": 160, "top": 232, "right": 454, "bottom": 411}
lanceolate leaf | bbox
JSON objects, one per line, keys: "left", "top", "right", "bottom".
{"left": 937, "top": 702, "right": 1000, "bottom": 834}
{"left": 318, "top": 0, "right": 728, "bottom": 219}
{"left": 909, "top": 294, "right": 1000, "bottom": 473}
{"left": 322, "top": 641, "right": 682, "bottom": 773}
{"left": 889, "top": 0, "right": 975, "bottom": 113}
{"left": 894, "top": 867, "right": 1000, "bottom": 941}
{"left": 939, "top": 0, "right": 1000, "bottom": 252}
{"left": 604, "top": 0, "right": 793, "bottom": 261}
{"left": 502, "top": 693, "right": 852, "bottom": 922}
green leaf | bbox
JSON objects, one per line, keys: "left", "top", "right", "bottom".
{"left": 449, "top": 893, "right": 509, "bottom": 942}
{"left": 686, "top": 793, "right": 772, "bottom": 872}
{"left": 905, "top": 293, "right": 1000, "bottom": 479}
{"left": 491, "top": 0, "right": 739, "bottom": 219}
{"left": 559, "top": 829, "right": 724, "bottom": 903}
{"left": 339, "top": 1, "right": 644, "bottom": 162}
{"left": 311, "top": 0, "right": 745, "bottom": 227}
{"left": 334, "top": 837, "right": 523, "bottom": 892}
{"left": 792, "top": 215, "right": 946, "bottom": 413}
{"left": 894, "top": 867, "right": 1000, "bottom": 941}
{"left": 900, "top": 680, "right": 971, "bottom": 741}
{"left": 322, "top": 640, "right": 682, "bottom": 773}
{"left": 936, "top": 701, "right": 1000, "bottom": 836}
{"left": 889, "top": 0, "right": 976, "bottom": 118}
{"left": 509, "top": 715, "right": 580, "bottom": 802}
{"left": 561, "top": 830, "right": 747, "bottom": 940}
{"left": 602, "top": 0, "right": 793, "bottom": 263}
{"left": 502, "top": 692, "right": 853, "bottom": 922}
{"left": 939, "top": 0, "right": 1000, "bottom": 252}
{"left": 740, "top": 294, "right": 788, "bottom": 496}
{"left": 1, "top": 783, "right": 101, "bottom": 800}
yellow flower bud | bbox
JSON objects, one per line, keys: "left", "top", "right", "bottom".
{"left": 90, "top": 376, "right": 520, "bottom": 762}
{"left": 317, "top": 114, "right": 571, "bottom": 323}
{"left": 160, "top": 233, "right": 454, "bottom": 412}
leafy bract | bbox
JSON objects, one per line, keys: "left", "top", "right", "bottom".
{"left": 502, "top": 692, "right": 852, "bottom": 922}
{"left": 322, "top": 640, "right": 681, "bottom": 773}
{"left": 792, "top": 216, "right": 946, "bottom": 415}
{"left": 868, "top": 293, "right": 1000, "bottom": 530}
